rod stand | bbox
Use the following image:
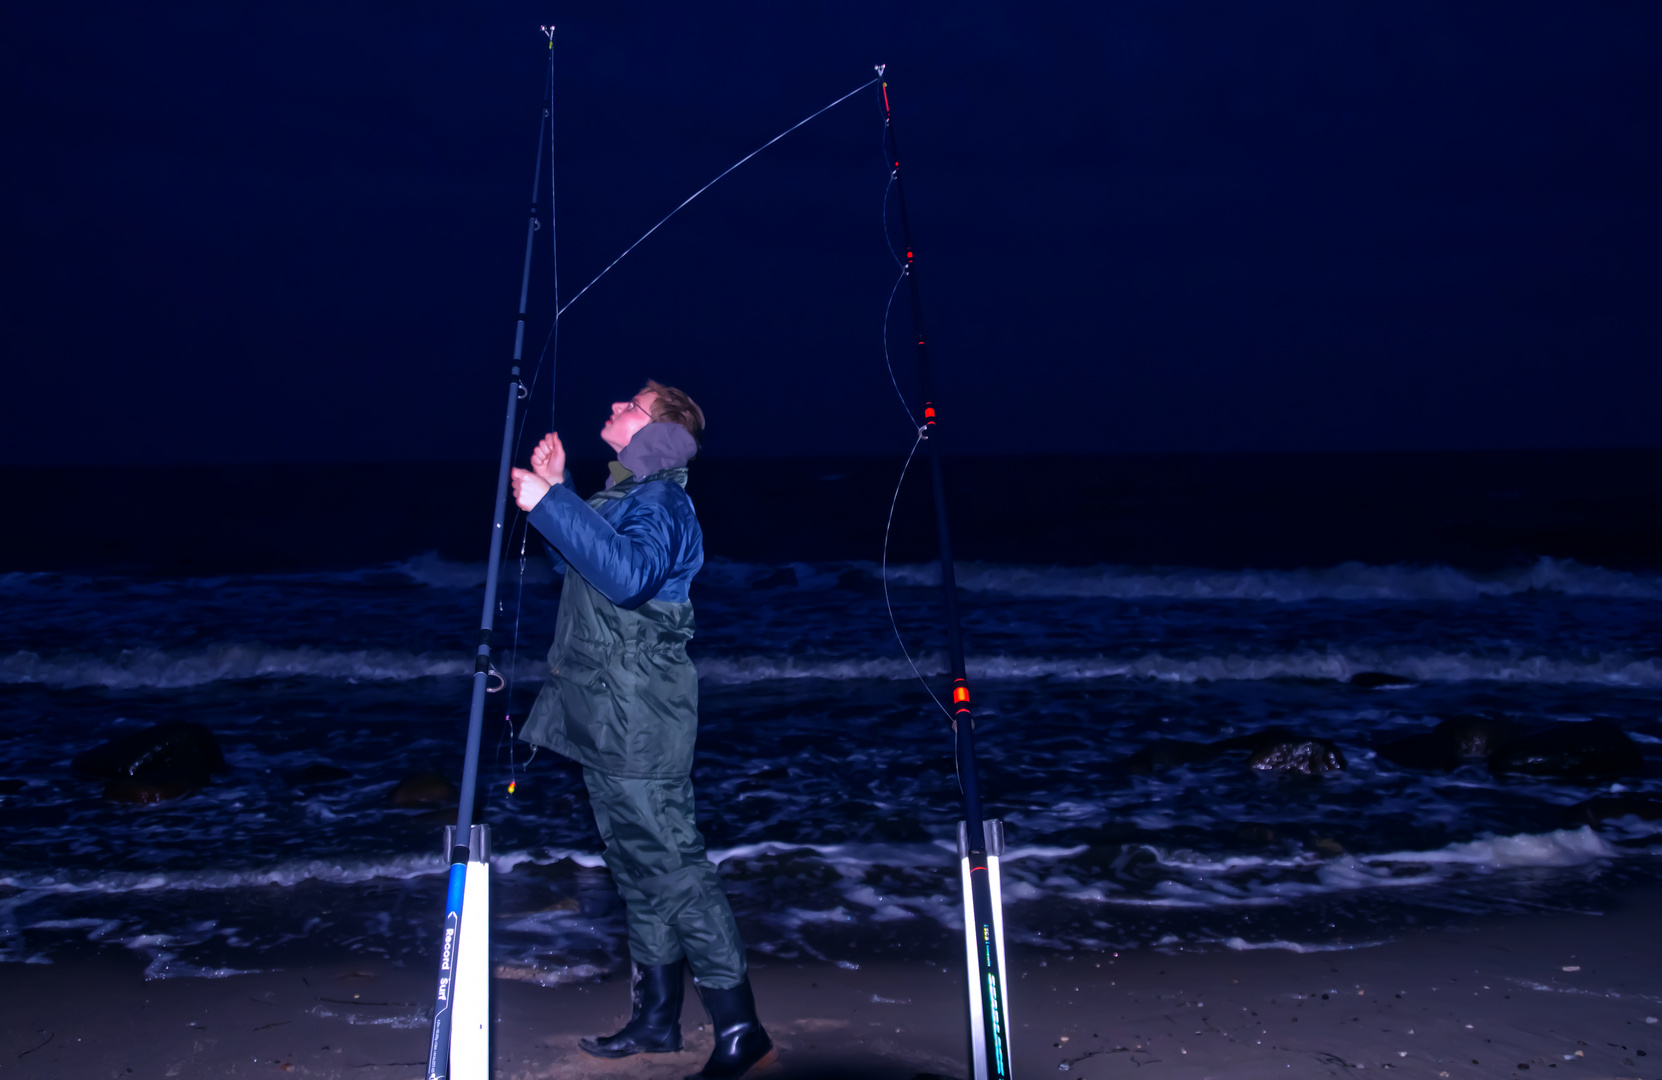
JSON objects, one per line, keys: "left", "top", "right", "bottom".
{"left": 956, "top": 816, "right": 1014, "bottom": 1080}
{"left": 443, "top": 824, "right": 493, "bottom": 863}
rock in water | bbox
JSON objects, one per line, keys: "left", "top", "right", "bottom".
{"left": 388, "top": 770, "right": 458, "bottom": 807}
{"left": 73, "top": 722, "right": 227, "bottom": 779}
{"left": 1561, "top": 796, "right": 1662, "bottom": 826}
{"left": 1126, "top": 726, "right": 1348, "bottom": 776}
{"left": 1435, "top": 714, "right": 1517, "bottom": 759}
{"left": 1488, "top": 720, "right": 1643, "bottom": 779}
{"left": 105, "top": 776, "right": 201, "bottom": 804}
{"left": 73, "top": 722, "right": 227, "bottom": 802}
{"left": 1248, "top": 739, "right": 1347, "bottom": 775}
{"left": 1376, "top": 714, "right": 1519, "bottom": 771}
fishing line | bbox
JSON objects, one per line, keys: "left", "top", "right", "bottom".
{"left": 881, "top": 268, "right": 916, "bottom": 428}
{"left": 882, "top": 172, "right": 903, "bottom": 269}
{"left": 513, "top": 74, "right": 884, "bottom": 422}
{"left": 552, "top": 76, "right": 881, "bottom": 323}
{"left": 881, "top": 434, "right": 953, "bottom": 728}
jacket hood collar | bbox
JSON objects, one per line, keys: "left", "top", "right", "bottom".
{"left": 607, "top": 422, "right": 697, "bottom": 489}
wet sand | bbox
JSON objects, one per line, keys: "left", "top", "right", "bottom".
{"left": 3, "top": 884, "right": 1657, "bottom": 1079}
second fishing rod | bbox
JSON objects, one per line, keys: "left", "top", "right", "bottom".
{"left": 879, "top": 69, "right": 1015, "bottom": 1080}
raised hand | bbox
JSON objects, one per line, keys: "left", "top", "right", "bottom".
{"left": 511, "top": 467, "right": 550, "bottom": 512}
{"left": 530, "top": 432, "right": 566, "bottom": 485}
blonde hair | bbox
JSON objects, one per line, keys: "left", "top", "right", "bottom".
{"left": 641, "top": 379, "right": 705, "bottom": 443}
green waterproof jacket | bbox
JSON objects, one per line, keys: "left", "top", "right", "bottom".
{"left": 517, "top": 465, "right": 704, "bottom": 779}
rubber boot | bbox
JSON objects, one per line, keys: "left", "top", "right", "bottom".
{"left": 578, "top": 961, "right": 685, "bottom": 1058}
{"left": 686, "top": 976, "right": 775, "bottom": 1079}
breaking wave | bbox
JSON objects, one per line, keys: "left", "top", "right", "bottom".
{"left": 1106, "top": 827, "right": 1627, "bottom": 911}
{"left": 0, "top": 849, "right": 601, "bottom": 898}
{"left": 7, "top": 644, "right": 1661, "bottom": 689}
{"left": 697, "top": 649, "right": 1662, "bottom": 688}
{"left": 878, "top": 556, "right": 1662, "bottom": 602}
{"left": 0, "top": 841, "right": 1076, "bottom": 901}
{"left": 394, "top": 553, "right": 1662, "bottom": 602}
{"left": 0, "top": 645, "right": 474, "bottom": 689}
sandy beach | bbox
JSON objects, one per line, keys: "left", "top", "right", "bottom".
{"left": 3, "top": 882, "right": 1656, "bottom": 1079}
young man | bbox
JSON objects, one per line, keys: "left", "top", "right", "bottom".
{"left": 509, "top": 381, "right": 772, "bottom": 1080}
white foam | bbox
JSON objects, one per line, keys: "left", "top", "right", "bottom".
{"left": 1221, "top": 937, "right": 1384, "bottom": 954}
{"left": 494, "top": 962, "right": 609, "bottom": 988}
{"left": 307, "top": 1003, "right": 431, "bottom": 1027}
{"left": 143, "top": 954, "right": 262, "bottom": 981}
{"left": 1506, "top": 978, "right": 1662, "bottom": 1004}
{"left": 1363, "top": 827, "right": 1619, "bottom": 869}
{"left": 879, "top": 556, "right": 1662, "bottom": 602}
{"left": 0, "top": 847, "right": 609, "bottom": 897}
{"left": 1099, "top": 827, "right": 1625, "bottom": 911}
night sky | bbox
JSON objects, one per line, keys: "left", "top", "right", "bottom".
{"left": 3, "top": 2, "right": 1658, "bottom": 464}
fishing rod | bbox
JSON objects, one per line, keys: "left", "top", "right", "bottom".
{"left": 425, "top": 28, "right": 558, "bottom": 1080}
{"left": 879, "top": 67, "right": 1015, "bottom": 1080}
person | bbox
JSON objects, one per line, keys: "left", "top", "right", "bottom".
{"left": 509, "top": 380, "right": 773, "bottom": 1080}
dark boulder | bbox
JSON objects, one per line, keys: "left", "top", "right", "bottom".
{"left": 388, "top": 770, "right": 458, "bottom": 807}
{"left": 1123, "top": 726, "right": 1347, "bottom": 776}
{"left": 1561, "top": 796, "right": 1662, "bottom": 827}
{"left": 1214, "top": 727, "right": 1347, "bottom": 773}
{"left": 73, "top": 722, "right": 226, "bottom": 802}
{"left": 1130, "top": 724, "right": 1349, "bottom": 774}
{"left": 1349, "top": 671, "right": 1416, "bottom": 689}
{"left": 1488, "top": 720, "right": 1643, "bottom": 779}
{"left": 1437, "top": 714, "right": 1518, "bottom": 759}
{"left": 1248, "top": 739, "right": 1347, "bottom": 775}
{"left": 1376, "top": 714, "right": 1520, "bottom": 772}
{"left": 73, "top": 722, "right": 227, "bottom": 779}
{"left": 105, "top": 775, "right": 200, "bottom": 804}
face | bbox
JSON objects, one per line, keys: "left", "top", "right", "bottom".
{"left": 600, "top": 390, "right": 658, "bottom": 452}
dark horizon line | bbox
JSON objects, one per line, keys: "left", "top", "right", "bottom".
{"left": 7, "top": 444, "right": 1662, "bottom": 470}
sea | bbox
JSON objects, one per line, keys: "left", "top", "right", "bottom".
{"left": 2, "top": 450, "right": 1660, "bottom": 984}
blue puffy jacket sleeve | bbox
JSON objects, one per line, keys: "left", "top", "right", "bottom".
{"left": 538, "top": 469, "right": 575, "bottom": 577}
{"left": 526, "top": 482, "right": 685, "bottom": 608}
